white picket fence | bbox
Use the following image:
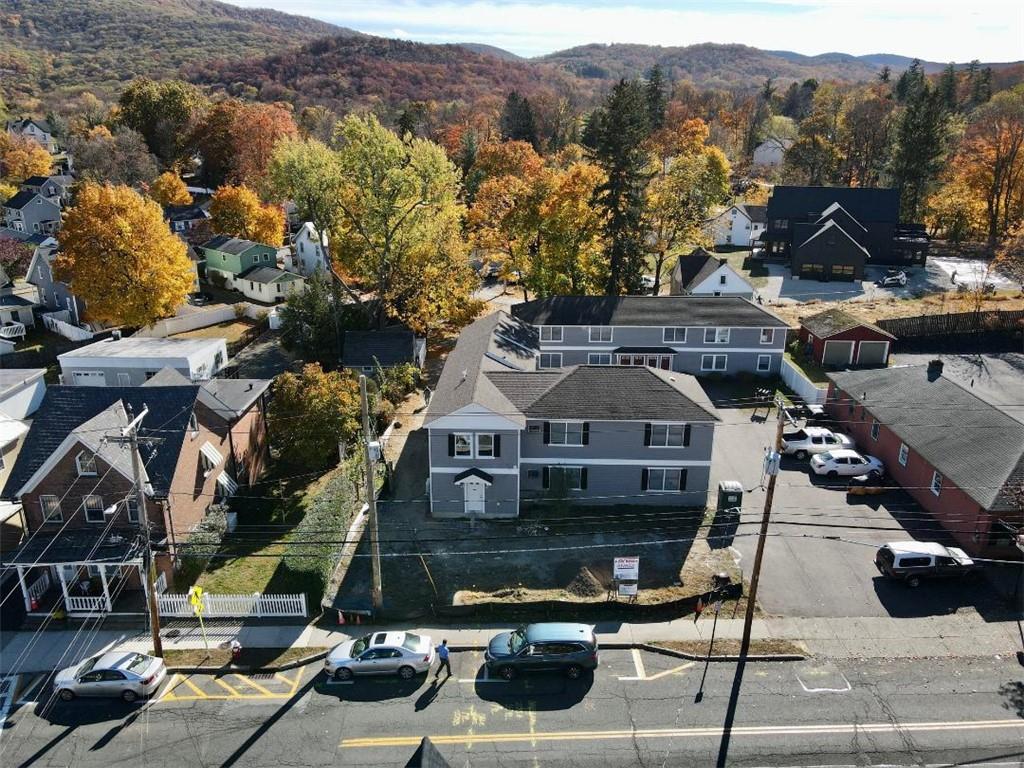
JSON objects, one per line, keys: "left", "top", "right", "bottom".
{"left": 780, "top": 358, "right": 828, "bottom": 405}
{"left": 27, "top": 572, "right": 50, "bottom": 603}
{"left": 157, "top": 592, "right": 307, "bottom": 618}
{"left": 42, "top": 311, "right": 93, "bottom": 342}
{"left": 66, "top": 596, "right": 106, "bottom": 613}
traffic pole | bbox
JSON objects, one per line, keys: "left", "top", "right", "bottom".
{"left": 359, "top": 375, "right": 383, "bottom": 614}
{"left": 739, "top": 395, "right": 785, "bottom": 659}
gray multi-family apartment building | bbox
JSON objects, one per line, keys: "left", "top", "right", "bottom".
{"left": 425, "top": 308, "right": 728, "bottom": 519}
{"left": 510, "top": 295, "right": 789, "bottom": 376}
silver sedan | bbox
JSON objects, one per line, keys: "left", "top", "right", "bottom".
{"left": 54, "top": 651, "right": 167, "bottom": 703}
{"left": 325, "top": 631, "right": 435, "bottom": 681}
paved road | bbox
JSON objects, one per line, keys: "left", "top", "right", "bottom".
{"left": 1, "top": 650, "right": 1022, "bottom": 767}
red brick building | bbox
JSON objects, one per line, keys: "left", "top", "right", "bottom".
{"left": 828, "top": 364, "right": 1024, "bottom": 557}
{"left": 800, "top": 308, "right": 895, "bottom": 368}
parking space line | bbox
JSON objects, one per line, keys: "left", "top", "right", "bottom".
{"left": 234, "top": 675, "right": 275, "bottom": 697}
{"left": 618, "top": 649, "right": 648, "bottom": 681}
{"left": 181, "top": 677, "right": 210, "bottom": 698}
{"left": 797, "top": 671, "right": 852, "bottom": 693}
{"left": 212, "top": 677, "right": 240, "bottom": 696}
{"left": 643, "top": 661, "right": 695, "bottom": 681}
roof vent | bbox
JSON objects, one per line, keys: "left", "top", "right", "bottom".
{"left": 111, "top": 329, "right": 121, "bottom": 341}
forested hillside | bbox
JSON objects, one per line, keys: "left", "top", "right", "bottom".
{"left": 0, "top": 0, "right": 352, "bottom": 106}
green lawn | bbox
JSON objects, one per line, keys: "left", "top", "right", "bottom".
{"left": 784, "top": 350, "right": 830, "bottom": 384}
{"left": 719, "top": 251, "right": 770, "bottom": 289}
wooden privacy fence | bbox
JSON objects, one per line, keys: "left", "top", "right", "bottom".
{"left": 878, "top": 310, "right": 1024, "bottom": 341}
{"left": 158, "top": 592, "right": 307, "bottom": 618}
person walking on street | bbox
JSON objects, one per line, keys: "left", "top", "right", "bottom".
{"left": 435, "top": 639, "right": 451, "bottom": 679}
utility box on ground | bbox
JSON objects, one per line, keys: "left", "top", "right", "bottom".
{"left": 717, "top": 480, "right": 743, "bottom": 512}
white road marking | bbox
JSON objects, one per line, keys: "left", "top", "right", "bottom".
{"left": 796, "top": 670, "right": 852, "bottom": 693}
{"left": 618, "top": 648, "right": 649, "bottom": 680}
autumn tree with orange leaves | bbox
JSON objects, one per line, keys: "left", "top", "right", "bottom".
{"left": 209, "top": 184, "right": 285, "bottom": 246}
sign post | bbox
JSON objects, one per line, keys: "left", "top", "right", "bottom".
{"left": 613, "top": 557, "right": 640, "bottom": 602}
{"left": 188, "top": 586, "right": 209, "bottom": 650}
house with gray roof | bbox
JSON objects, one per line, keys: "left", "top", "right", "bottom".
{"left": 511, "top": 295, "right": 788, "bottom": 377}
{"left": 670, "top": 247, "right": 754, "bottom": 298}
{"left": 705, "top": 203, "right": 767, "bottom": 247}
{"left": 5, "top": 118, "right": 57, "bottom": 153}
{"left": 342, "top": 329, "right": 426, "bottom": 374}
{"left": 21, "top": 175, "right": 74, "bottom": 206}
{"left": 827, "top": 363, "right": 1024, "bottom": 555}
{"left": 199, "top": 235, "right": 303, "bottom": 304}
{"left": 425, "top": 311, "right": 720, "bottom": 518}
{"left": 2, "top": 190, "right": 60, "bottom": 236}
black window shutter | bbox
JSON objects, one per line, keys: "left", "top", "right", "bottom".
{"left": 582, "top": 423, "right": 590, "bottom": 445}
{"left": 644, "top": 423, "right": 652, "bottom": 446}
{"left": 641, "top": 468, "right": 649, "bottom": 491}
{"left": 542, "top": 467, "right": 550, "bottom": 489}
{"left": 543, "top": 422, "right": 550, "bottom": 444}
{"left": 680, "top": 469, "right": 688, "bottom": 490}
{"left": 580, "top": 467, "right": 588, "bottom": 489}
{"left": 683, "top": 424, "right": 691, "bottom": 447}
{"left": 447, "top": 434, "right": 455, "bottom": 456}
{"left": 493, "top": 435, "right": 501, "bottom": 457}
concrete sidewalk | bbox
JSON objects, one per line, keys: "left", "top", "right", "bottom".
{"left": 2, "top": 612, "right": 1021, "bottom": 674}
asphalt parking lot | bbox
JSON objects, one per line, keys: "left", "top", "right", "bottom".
{"left": 707, "top": 394, "right": 1010, "bottom": 620}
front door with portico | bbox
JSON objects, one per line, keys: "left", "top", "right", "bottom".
{"left": 463, "top": 481, "right": 486, "bottom": 515}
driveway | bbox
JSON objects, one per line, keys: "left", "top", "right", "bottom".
{"left": 890, "top": 352, "right": 1024, "bottom": 423}
{"left": 705, "top": 384, "right": 1013, "bottom": 620}
{"left": 754, "top": 261, "right": 955, "bottom": 304}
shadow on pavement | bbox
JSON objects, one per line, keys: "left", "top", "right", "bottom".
{"left": 314, "top": 672, "right": 425, "bottom": 702}
{"left": 999, "top": 681, "right": 1024, "bottom": 718}
{"left": 475, "top": 672, "right": 593, "bottom": 711}
{"left": 221, "top": 675, "right": 319, "bottom": 767}
{"left": 14, "top": 725, "right": 76, "bottom": 768}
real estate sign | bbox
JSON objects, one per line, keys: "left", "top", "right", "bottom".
{"left": 613, "top": 556, "right": 639, "bottom": 581}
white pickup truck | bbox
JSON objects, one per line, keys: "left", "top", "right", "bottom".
{"left": 780, "top": 427, "right": 854, "bottom": 459}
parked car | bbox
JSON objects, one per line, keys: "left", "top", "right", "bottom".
{"left": 781, "top": 427, "right": 854, "bottom": 460}
{"left": 805, "top": 404, "right": 838, "bottom": 429}
{"left": 484, "top": 623, "right": 598, "bottom": 680}
{"left": 54, "top": 652, "right": 166, "bottom": 703}
{"left": 641, "top": 275, "right": 657, "bottom": 291}
{"left": 846, "top": 471, "right": 887, "bottom": 496}
{"left": 874, "top": 541, "right": 977, "bottom": 587}
{"left": 324, "top": 631, "right": 434, "bottom": 681}
{"left": 876, "top": 270, "right": 907, "bottom": 287}
{"left": 810, "top": 449, "right": 884, "bottom": 478}
{"left": 187, "top": 292, "right": 212, "bottom": 306}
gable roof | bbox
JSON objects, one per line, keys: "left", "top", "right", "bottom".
{"left": 200, "top": 235, "right": 268, "bottom": 255}
{"left": 798, "top": 220, "right": 870, "bottom": 258}
{"left": 7, "top": 118, "right": 52, "bottom": 134}
{"left": 1, "top": 385, "right": 200, "bottom": 500}
{"left": 164, "top": 204, "right": 208, "bottom": 223}
{"left": 343, "top": 330, "right": 416, "bottom": 368}
{"left": 511, "top": 296, "right": 788, "bottom": 328}
{"left": 236, "top": 265, "right": 299, "bottom": 284}
{"left": 484, "top": 365, "right": 720, "bottom": 422}
{"left": 828, "top": 366, "right": 1024, "bottom": 512}
{"left": 143, "top": 367, "right": 269, "bottom": 422}
{"left": 815, "top": 202, "right": 867, "bottom": 232}
{"left": 767, "top": 185, "right": 901, "bottom": 224}
{"left": 801, "top": 308, "right": 895, "bottom": 339}
{"left": 674, "top": 248, "right": 720, "bottom": 291}
{"left": 736, "top": 204, "right": 767, "bottom": 224}
{"left": 3, "top": 190, "right": 46, "bottom": 210}
{"left": 21, "top": 176, "right": 51, "bottom": 188}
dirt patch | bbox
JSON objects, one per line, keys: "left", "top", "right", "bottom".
{"left": 769, "top": 291, "right": 1024, "bottom": 327}
{"left": 651, "top": 639, "right": 806, "bottom": 657}
{"left": 160, "top": 646, "right": 329, "bottom": 669}
{"left": 566, "top": 566, "right": 606, "bottom": 598}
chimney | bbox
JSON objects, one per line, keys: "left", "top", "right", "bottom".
{"left": 719, "top": 258, "right": 728, "bottom": 266}
{"left": 247, "top": 382, "right": 253, "bottom": 391}
{"left": 927, "top": 359, "right": 943, "bottom": 381}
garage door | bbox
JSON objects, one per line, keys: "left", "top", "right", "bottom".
{"left": 822, "top": 340, "right": 854, "bottom": 367}
{"left": 857, "top": 341, "right": 889, "bottom": 365}
{"left": 72, "top": 371, "right": 106, "bottom": 386}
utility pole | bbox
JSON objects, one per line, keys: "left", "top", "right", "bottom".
{"left": 112, "top": 406, "right": 163, "bottom": 658}
{"left": 359, "top": 375, "right": 383, "bottom": 614}
{"left": 739, "top": 396, "right": 785, "bottom": 658}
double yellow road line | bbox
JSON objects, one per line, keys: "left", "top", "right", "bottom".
{"left": 341, "top": 718, "right": 1024, "bottom": 749}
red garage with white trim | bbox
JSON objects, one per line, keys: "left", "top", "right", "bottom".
{"left": 798, "top": 308, "right": 895, "bottom": 368}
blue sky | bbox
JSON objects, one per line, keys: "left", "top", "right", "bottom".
{"left": 223, "top": 0, "right": 1023, "bottom": 61}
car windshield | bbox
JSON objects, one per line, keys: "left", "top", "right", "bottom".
{"left": 819, "top": 452, "right": 834, "bottom": 461}
{"left": 509, "top": 629, "right": 527, "bottom": 653}
{"left": 350, "top": 634, "right": 372, "bottom": 657}
{"left": 125, "top": 654, "right": 152, "bottom": 674}
{"left": 401, "top": 633, "right": 422, "bottom": 651}
{"left": 77, "top": 656, "right": 99, "bottom": 676}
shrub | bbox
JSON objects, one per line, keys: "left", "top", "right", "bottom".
{"left": 176, "top": 506, "right": 228, "bottom": 586}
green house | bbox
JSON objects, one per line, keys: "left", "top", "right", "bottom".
{"left": 200, "top": 235, "right": 279, "bottom": 278}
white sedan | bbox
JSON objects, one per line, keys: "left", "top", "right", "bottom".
{"left": 54, "top": 652, "right": 166, "bottom": 703}
{"left": 325, "top": 631, "right": 434, "bottom": 681}
{"left": 810, "top": 449, "right": 884, "bottom": 478}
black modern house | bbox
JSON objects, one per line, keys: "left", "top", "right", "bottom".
{"left": 759, "top": 186, "right": 929, "bottom": 281}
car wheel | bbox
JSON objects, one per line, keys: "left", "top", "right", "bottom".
{"left": 334, "top": 667, "right": 354, "bottom": 682}
{"left": 398, "top": 666, "right": 416, "bottom": 680}
{"left": 795, "top": 450, "right": 808, "bottom": 460}
{"left": 58, "top": 689, "right": 75, "bottom": 702}
{"left": 121, "top": 689, "right": 138, "bottom": 703}
{"left": 827, "top": 470, "right": 838, "bottom": 479}
{"left": 497, "top": 666, "right": 516, "bottom": 681}
{"left": 907, "top": 576, "right": 921, "bottom": 588}
{"left": 564, "top": 664, "right": 582, "bottom": 680}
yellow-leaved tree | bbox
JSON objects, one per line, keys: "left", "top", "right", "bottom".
{"left": 149, "top": 171, "right": 192, "bottom": 206}
{"left": 209, "top": 184, "right": 285, "bottom": 246}
{"left": 0, "top": 134, "right": 51, "bottom": 183}
{"left": 56, "top": 183, "right": 195, "bottom": 327}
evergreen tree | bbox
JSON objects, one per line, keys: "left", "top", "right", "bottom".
{"left": 889, "top": 84, "right": 950, "bottom": 221}
{"left": 938, "top": 63, "right": 958, "bottom": 112}
{"left": 878, "top": 66, "right": 891, "bottom": 83}
{"left": 587, "top": 80, "right": 651, "bottom": 295}
{"left": 500, "top": 91, "right": 540, "bottom": 150}
{"left": 645, "top": 64, "right": 668, "bottom": 131}
{"left": 970, "top": 67, "right": 993, "bottom": 107}
{"left": 894, "top": 59, "right": 926, "bottom": 103}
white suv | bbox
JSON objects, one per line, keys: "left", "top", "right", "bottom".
{"left": 781, "top": 427, "right": 854, "bottom": 460}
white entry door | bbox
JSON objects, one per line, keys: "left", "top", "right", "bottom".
{"left": 463, "top": 482, "right": 486, "bottom": 515}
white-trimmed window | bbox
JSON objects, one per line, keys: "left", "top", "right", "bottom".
{"left": 760, "top": 328, "right": 775, "bottom": 344}
{"left": 539, "top": 326, "right": 562, "bottom": 342}
{"left": 898, "top": 442, "right": 909, "bottom": 466}
{"left": 126, "top": 496, "right": 140, "bottom": 524}
{"left": 645, "top": 468, "right": 687, "bottom": 492}
{"left": 83, "top": 495, "right": 105, "bottom": 523}
{"left": 41, "top": 495, "right": 62, "bottom": 522}
{"left": 664, "top": 327, "right": 687, "bottom": 343}
{"left": 648, "top": 423, "right": 687, "bottom": 447}
{"left": 538, "top": 353, "right": 562, "bottom": 369}
{"left": 189, "top": 412, "right": 199, "bottom": 437}
{"left": 588, "top": 353, "right": 612, "bottom": 365}
{"left": 617, "top": 353, "right": 672, "bottom": 369}
{"left": 870, "top": 420, "right": 880, "bottom": 440}
{"left": 476, "top": 433, "right": 495, "bottom": 459}
{"left": 548, "top": 421, "right": 584, "bottom": 446}
{"left": 589, "top": 326, "right": 612, "bottom": 343}
{"left": 757, "top": 355, "right": 771, "bottom": 372}
{"left": 701, "top": 354, "right": 727, "bottom": 372}
{"left": 453, "top": 433, "right": 473, "bottom": 457}
{"left": 546, "top": 466, "right": 584, "bottom": 491}
{"left": 75, "top": 450, "right": 97, "bottom": 477}
{"left": 930, "top": 471, "right": 942, "bottom": 497}
{"left": 704, "top": 327, "right": 730, "bottom": 344}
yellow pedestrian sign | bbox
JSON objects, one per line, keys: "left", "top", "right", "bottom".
{"left": 188, "top": 586, "right": 209, "bottom": 649}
